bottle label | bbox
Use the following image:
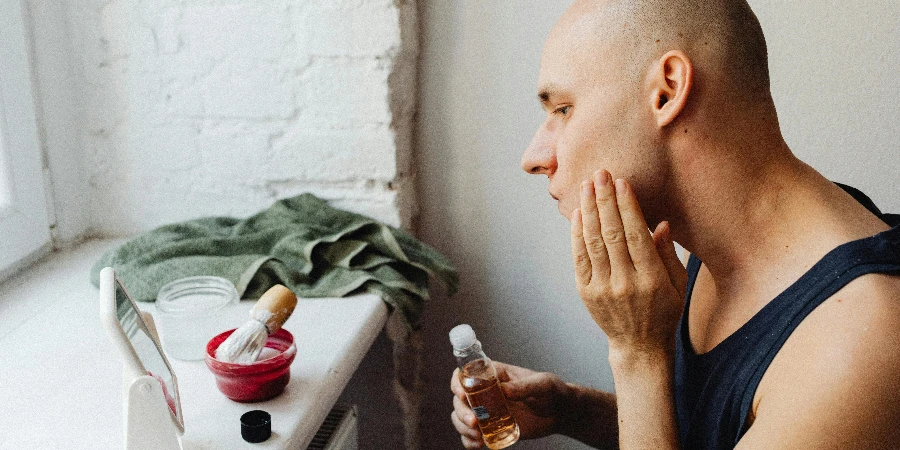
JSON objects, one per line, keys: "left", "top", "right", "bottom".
{"left": 472, "top": 405, "right": 490, "bottom": 421}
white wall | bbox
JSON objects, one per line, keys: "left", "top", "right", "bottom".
{"left": 416, "top": 2, "right": 900, "bottom": 449}
{"left": 28, "top": 0, "right": 419, "bottom": 242}
{"left": 26, "top": 2, "right": 417, "bottom": 446}
{"left": 756, "top": 0, "right": 900, "bottom": 206}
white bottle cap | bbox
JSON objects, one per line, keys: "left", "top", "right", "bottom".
{"left": 449, "top": 324, "right": 477, "bottom": 350}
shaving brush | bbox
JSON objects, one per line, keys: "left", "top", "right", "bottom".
{"left": 215, "top": 284, "right": 298, "bottom": 364}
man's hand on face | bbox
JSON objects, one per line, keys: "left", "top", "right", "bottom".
{"left": 571, "top": 170, "right": 688, "bottom": 362}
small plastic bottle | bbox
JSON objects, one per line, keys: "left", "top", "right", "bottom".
{"left": 450, "top": 324, "right": 520, "bottom": 449}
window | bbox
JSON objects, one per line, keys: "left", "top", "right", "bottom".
{"left": 0, "top": 0, "right": 51, "bottom": 277}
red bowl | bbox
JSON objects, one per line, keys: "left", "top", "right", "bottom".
{"left": 205, "top": 328, "right": 297, "bottom": 402}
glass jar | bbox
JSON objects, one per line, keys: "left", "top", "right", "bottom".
{"left": 156, "top": 276, "right": 239, "bottom": 361}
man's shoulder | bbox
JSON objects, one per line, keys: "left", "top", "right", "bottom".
{"left": 750, "top": 272, "right": 900, "bottom": 434}
{"left": 767, "top": 271, "right": 900, "bottom": 381}
{"left": 817, "top": 271, "right": 900, "bottom": 327}
{"left": 741, "top": 272, "right": 900, "bottom": 447}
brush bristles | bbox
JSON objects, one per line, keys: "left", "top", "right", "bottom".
{"left": 215, "top": 320, "right": 268, "bottom": 364}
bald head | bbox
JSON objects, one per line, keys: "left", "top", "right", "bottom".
{"left": 524, "top": 0, "right": 782, "bottom": 224}
{"left": 557, "top": 0, "right": 771, "bottom": 102}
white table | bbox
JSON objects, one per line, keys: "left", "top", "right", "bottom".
{"left": 0, "top": 240, "right": 388, "bottom": 449}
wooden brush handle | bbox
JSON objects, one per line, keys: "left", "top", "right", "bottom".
{"left": 251, "top": 284, "right": 298, "bottom": 333}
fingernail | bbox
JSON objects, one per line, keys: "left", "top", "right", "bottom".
{"left": 615, "top": 178, "right": 627, "bottom": 193}
{"left": 581, "top": 180, "right": 592, "bottom": 194}
{"left": 596, "top": 170, "right": 610, "bottom": 187}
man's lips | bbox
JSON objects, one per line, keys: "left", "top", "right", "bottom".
{"left": 550, "top": 193, "right": 559, "bottom": 201}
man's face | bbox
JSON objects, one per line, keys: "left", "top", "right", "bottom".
{"left": 521, "top": 14, "right": 668, "bottom": 223}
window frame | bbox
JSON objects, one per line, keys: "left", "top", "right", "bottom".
{"left": 0, "top": 0, "right": 52, "bottom": 279}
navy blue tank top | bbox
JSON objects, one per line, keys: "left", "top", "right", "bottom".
{"left": 673, "top": 185, "right": 900, "bottom": 449}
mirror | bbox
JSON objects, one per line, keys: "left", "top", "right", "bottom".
{"left": 115, "top": 277, "right": 183, "bottom": 423}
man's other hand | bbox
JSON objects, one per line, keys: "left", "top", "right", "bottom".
{"left": 450, "top": 361, "right": 575, "bottom": 449}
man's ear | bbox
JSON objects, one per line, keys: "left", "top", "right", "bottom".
{"left": 648, "top": 50, "right": 693, "bottom": 128}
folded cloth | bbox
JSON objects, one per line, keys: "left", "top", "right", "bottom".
{"left": 89, "top": 194, "right": 458, "bottom": 331}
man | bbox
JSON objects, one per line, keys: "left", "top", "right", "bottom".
{"left": 451, "top": 0, "right": 900, "bottom": 449}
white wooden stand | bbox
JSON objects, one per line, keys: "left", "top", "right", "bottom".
{"left": 125, "top": 375, "right": 184, "bottom": 450}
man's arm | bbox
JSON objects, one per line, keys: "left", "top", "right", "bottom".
{"left": 571, "top": 171, "right": 687, "bottom": 450}
{"left": 606, "top": 351, "right": 679, "bottom": 450}
{"left": 735, "top": 273, "right": 900, "bottom": 449}
{"left": 533, "top": 381, "right": 620, "bottom": 449}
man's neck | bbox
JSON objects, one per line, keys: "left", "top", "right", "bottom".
{"left": 665, "top": 134, "right": 886, "bottom": 301}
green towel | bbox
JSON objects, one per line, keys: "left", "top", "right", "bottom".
{"left": 89, "top": 194, "right": 458, "bottom": 331}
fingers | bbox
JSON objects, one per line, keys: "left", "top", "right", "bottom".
{"left": 495, "top": 361, "right": 544, "bottom": 400}
{"left": 578, "top": 177, "right": 611, "bottom": 281}
{"left": 571, "top": 209, "right": 592, "bottom": 287}
{"left": 653, "top": 221, "right": 688, "bottom": 300}
{"left": 495, "top": 361, "right": 535, "bottom": 381}
{"left": 579, "top": 173, "right": 666, "bottom": 276}
{"left": 451, "top": 411, "right": 483, "bottom": 449}
{"left": 502, "top": 372, "right": 554, "bottom": 402}
{"left": 614, "top": 178, "right": 657, "bottom": 271}
{"left": 453, "top": 394, "right": 478, "bottom": 430}
{"left": 591, "top": 171, "right": 632, "bottom": 278}
{"left": 461, "top": 435, "right": 484, "bottom": 449}
{"left": 451, "top": 368, "right": 464, "bottom": 397}
{"left": 452, "top": 368, "right": 482, "bottom": 447}
{"left": 452, "top": 395, "right": 483, "bottom": 448}
{"left": 492, "top": 361, "right": 516, "bottom": 383}
{"left": 501, "top": 378, "right": 529, "bottom": 402}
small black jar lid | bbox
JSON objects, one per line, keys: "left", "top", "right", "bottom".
{"left": 241, "top": 410, "right": 271, "bottom": 443}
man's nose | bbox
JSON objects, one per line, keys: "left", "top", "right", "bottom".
{"left": 521, "top": 125, "right": 557, "bottom": 176}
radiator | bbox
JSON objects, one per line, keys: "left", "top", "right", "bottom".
{"left": 306, "top": 404, "right": 358, "bottom": 450}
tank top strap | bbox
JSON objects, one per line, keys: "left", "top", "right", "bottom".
{"left": 675, "top": 224, "right": 900, "bottom": 448}
{"left": 673, "top": 253, "right": 703, "bottom": 444}
{"left": 677, "top": 254, "right": 704, "bottom": 357}
{"left": 733, "top": 224, "right": 900, "bottom": 436}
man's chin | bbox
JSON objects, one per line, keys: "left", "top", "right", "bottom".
{"left": 557, "top": 202, "right": 572, "bottom": 220}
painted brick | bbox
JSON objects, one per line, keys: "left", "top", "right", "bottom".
{"left": 270, "top": 125, "right": 397, "bottom": 182}
{"left": 129, "top": 123, "right": 203, "bottom": 175}
{"left": 195, "top": 126, "right": 273, "bottom": 180}
{"left": 155, "top": 81, "right": 204, "bottom": 118}
{"left": 201, "top": 59, "right": 295, "bottom": 119}
{"left": 181, "top": 3, "right": 291, "bottom": 60}
{"left": 151, "top": 8, "right": 182, "bottom": 55}
{"left": 296, "top": 0, "right": 401, "bottom": 57}
{"left": 296, "top": 58, "right": 392, "bottom": 126}
{"left": 98, "top": 0, "right": 128, "bottom": 59}
{"left": 81, "top": 65, "right": 128, "bottom": 133}
{"left": 55, "top": 0, "right": 418, "bottom": 238}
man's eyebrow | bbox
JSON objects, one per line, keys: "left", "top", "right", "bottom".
{"left": 537, "top": 84, "right": 560, "bottom": 105}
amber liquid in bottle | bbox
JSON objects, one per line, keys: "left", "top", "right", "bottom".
{"left": 460, "top": 359, "right": 520, "bottom": 449}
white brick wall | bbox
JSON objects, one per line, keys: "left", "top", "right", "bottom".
{"left": 31, "top": 0, "right": 418, "bottom": 240}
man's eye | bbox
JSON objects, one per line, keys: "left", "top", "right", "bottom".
{"left": 553, "top": 105, "right": 571, "bottom": 116}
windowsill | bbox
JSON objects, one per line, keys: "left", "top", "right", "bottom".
{"left": 0, "top": 238, "right": 388, "bottom": 449}
{"left": 0, "top": 238, "right": 116, "bottom": 343}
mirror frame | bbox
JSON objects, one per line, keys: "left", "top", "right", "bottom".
{"left": 99, "top": 266, "right": 185, "bottom": 432}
